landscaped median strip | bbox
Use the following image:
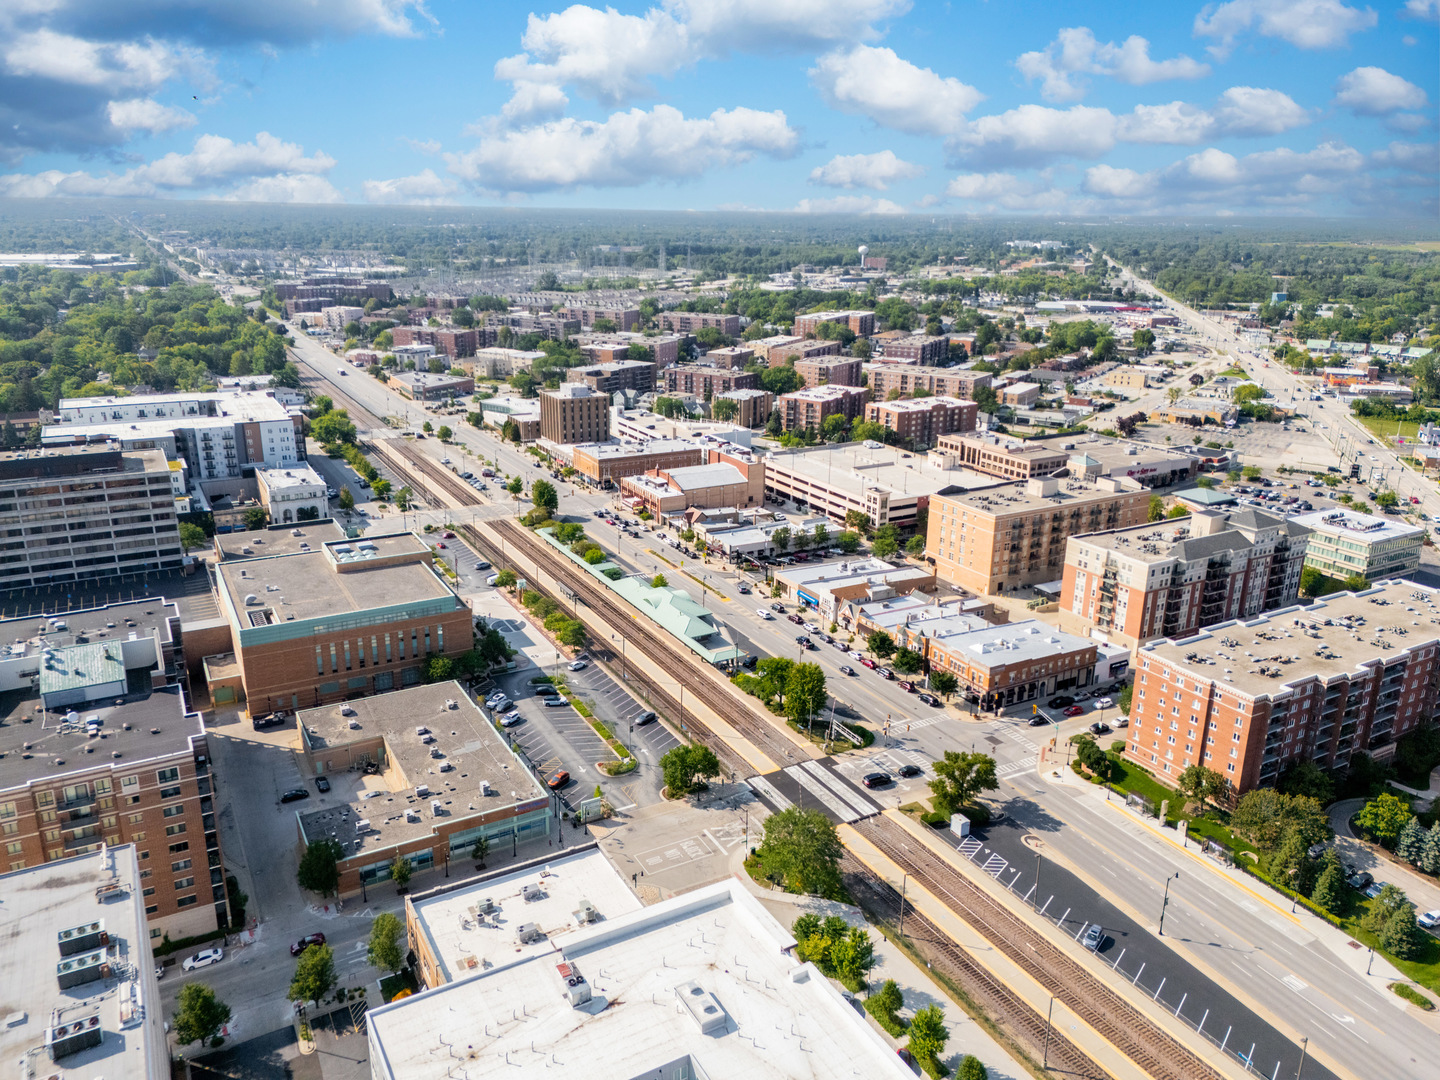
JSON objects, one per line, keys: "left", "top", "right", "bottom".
{"left": 550, "top": 676, "right": 637, "bottom": 776}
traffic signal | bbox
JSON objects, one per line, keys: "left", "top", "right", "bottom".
{"left": 1032, "top": 704, "right": 1038, "bottom": 714}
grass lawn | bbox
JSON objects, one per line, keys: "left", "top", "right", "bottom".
{"left": 1354, "top": 414, "right": 1421, "bottom": 442}
{"left": 1343, "top": 903, "right": 1440, "bottom": 995}
{"left": 1100, "top": 752, "right": 1184, "bottom": 823}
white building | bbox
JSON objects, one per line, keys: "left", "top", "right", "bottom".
{"left": 256, "top": 463, "right": 329, "bottom": 524}
{"left": 368, "top": 876, "right": 911, "bottom": 1080}
{"left": 1290, "top": 508, "right": 1424, "bottom": 581}
{"left": 320, "top": 305, "right": 365, "bottom": 330}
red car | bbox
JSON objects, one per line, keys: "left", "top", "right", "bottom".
{"left": 290, "top": 933, "right": 326, "bottom": 957}
{"left": 860, "top": 657, "right": 877, "bottom": 669}
{"left": 547, "top": 770, "right": 571, "bottom": 789}
{"left": 1063, "top": 705, "right": 1085, "bottom": 717}
{"left": 436, "top": 542, "right": 446, "bottom": 549}
{"left": 898, "top": 681, "right": 915, "bottom": 692}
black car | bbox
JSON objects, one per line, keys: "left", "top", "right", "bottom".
{"left": 252, "top": 712, "right": 285, "bottom": 730}
{"left": 280, "top": 788, "right": 309, "bottom": 803}
{"left": 1047, "top": 695, "right": 1075, "bottom": 708}
{"left": 535, "top": 684, "right": 560, "bottom": 697}
{"left": 840, "top": 665, "right": 856, "bottom": 676}
{"left": 917, "top": 693, "right": 940, "bottom": 707}
{"left": 741, "top": 655, "right": 759, "bottom": 669}
{"left": 861, "top": 772, "right": 893, "bottom": 789}
{"left": 635, "top": 711, "right": 658, "bottom": 726}
{"left": 897, "top": 764, "right": 923, "bottom": 778}
{"left": 1089, "top": 721, "right": 1112, "bottom": 736}
{"left": 315, "top": 776, "right": 331, "bottom": 793}
{"left": 1028, "top": 716, "right": 1049, "bottom": 727}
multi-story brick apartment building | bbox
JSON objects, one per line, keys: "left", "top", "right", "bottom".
{"left": 274, "top": 279, "right": 393, "bottom": 303}
{"left": 792, "top": 310, "right": 875, "bottom": 338}
{"left": 0, "top": 446, "right": 184, "bottom": 591}
{"left": 767, "top": 338, "right": 841, "bottom": 367}
{"left": 715, "top": 388, "right": 773, "bottom": 428}
{"left": 660, "top": 311, "right": 741, "bottom": 335}
{"left": 865, "top": 364, "right": 992, "bottom": 401}
{"left": 204, "top": 531, "right": 473, "bottom": 714}
{"left": 864, "top": 396, "right": 977, "bottom": 448}
{"left": 927, "top": 476, "right": 1152, "bottom": 594}
{"left": 778, "top": 385, "right": 868, "bottom": 432}
{"left": 793, "top": 356, "right": 862, "bottom": 389}
{"left": 932, "top": 433, "right": 1069, "bottom": 480}
{"left": 320, "top": 305, "right": 364, "bottom": 331}
{"left": 1059, "top": 508, "right": 1313, "bottom": 649}
{"left": 540, "top": 384, "right": 610, "bottom": 444}
{"left": 703, "top": 346, "right": 755, "bottom": 369}
{"left": 880, "top": 335, "right": 949, "bottom": 365}
{"left": 577, "top": 333, "right": 683, "bottom": 369}
{"left": 565, "top": 361, "right": 655, "bottom": 396}
{"left": 1128, "top": 579, "right": 1440, "bottom": 796}
{"left": 558, "top": 305, "right": 640, "bottom": 332}
{"left": 392, "top": 326, "right": 481, "bottom": 359}
{"left": 0, "top": 598, "right": 231, "bottom": 941}
{"left": 496, "top": 313, "right": 581, "bottom": 340}
{"left": 662, "top": 365, "right": 759, "bottom": 398}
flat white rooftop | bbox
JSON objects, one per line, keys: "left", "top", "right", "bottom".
{"left": 1290, "top": 508, "right": 1423, "bottom": 544}
{"left": 369, "top": 879, "right": 910, "bottom": 1080}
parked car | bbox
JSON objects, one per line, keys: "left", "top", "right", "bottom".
{"left": 861, "top": 772, "right": 892, "bottom": 789}
{"left": 849, "top": 650, "right": 865, "bottom": 661}
{"left": 534, "top": 685, "right": 560, "bottom": 697}
{"left": 918, "top": 693, "right": 940, "bottom": 707}
{"left": 741, "top": 655, "right": 759, "bottom": 669}
{"left": 315, "top": 776, "right": 330, "bottom": 793}
{"left": 569, "top": 660, "right": 588, "bottom": 671}
{"left": 475, "top": 561, "right": 491, "bottom": 571}
{"left": 182, "top": 948, "right": 224, "bottom": 971}
{"left": 787, "top": 613, "right": 804, "bottom": 624}
{"left": 860, "top": 657, "right": 877, "bottom": 669}
{"left": 1418, "top": 910, "right": 1440, "bottom": 930}
{"left": 252, "top": 712, "right": 286, "bottom": 730}
{"left": 1346, "top": 870, "right": 1373, "bottom": 890}
{"left": 543, "top": 696, "right": 570, "bottom": 708}
{"left": 1048, "top": 695, "right": 1075, "bottom": 708}
{"left": 1089, "top": 722, "right": 1111, "bottom": 736}
{"left": 1082, "top": 925, "right": 1105, "bottom": 952}
{"left": 1093, "top": 696, "right": 1114, "bottom": 709}
{"left": 771, "top": 602, "right": 785, "bottom": 612}
{"left": 635, "top": 711, "right": 658, "bottom": 726}
{"left": 897, "top": 681, "right": 915, "bottom": 692}
{"left": 547, "top": 770, "right": 571, "bottom": 789}
{"left": 290, "top": 933, "right": 327, "bottom": 957}
{"left": 897, "top": 764, "right": 924, "bottom": 779}
{"left": 280, "top": 788, "right": 309, "bottom": 803}
{"left": 875, "top": 668, "right": 895, "bottom": 680}
{"left": 1029, "top": 716, "right": 1049, "bottom": 726}
{"left": 1363, "top": 881, "right": 1386, "bottom": 900}
{"left": 737, "top": 585, "right": 751, "bottom": 594}
{"left": 1063, "top": 705, "right": 1085, "bottom": 717}
{"left": 498, "top": 711, "right": 525, "bottom": 727}
{"left": 486, "top": 574, "right": 501, "bottom": 586}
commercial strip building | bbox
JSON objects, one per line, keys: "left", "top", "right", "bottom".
{"left": 368, "top": 873, "right": 912, "bottom": 1080}
{"left": 662, "top": 365, "right": 759, "bottom": 397}
{"left": 864, "top": 364, "right": 992, "bottom": 401}
{"left": 294, "top": 683, "right": 553, "bottom": 897}
{"left": 568, "top": 438, "right": 705, "bottom": 487}
{"left": 774, "top": 557, "right": 935, "bottom": 623}
{"left": 0, "top": 447, "right": 185, "bottom": 590}
{"left": 566, "top": 360, "right": 657, "bottom": 396}
{"left": 865, "top": 396, "right": 977, "bottom": 448}
{"left": 0, "top": 846, "right": 168, "bottom": 1080}
{"left": 932, "top": 432, "right": 1069, "bottom": 481}
{"left": 205, "top": 530, "right": 473, "bottom": 713}
{"left": 1150, "top": 398, "right": 1239, "bottom": 426}
{"left": 777, "top": 385, "right": 868, "bottom": 432}
{"left": 618, "top": 461, "right": 764, "bottom": 516}
{"left": 1058, "top": 508, "right": 1312, "bottom": 649}
{"left": 540, "top": 384, "right": 610, "bottom": 445}
{"left": 387, "top": 372, "right": 474, "bottom": 402}
{"left": 1057, "top": 435, "right": 1202, "bottom": 489}
{"left": 763, "top": 442, "right": 997, "bottom": 531}
{"left": 1290, "top": 509, "right": 1423, "bottom": 582}
{"left": 927, "top": 476, "right": 1152, "bottom": 595}
{"left": 255, "top": 463, "right": 328, "bottom": 525}
{"left": 925, "top": 620, "right": 1102, "bottom": 712}
{"left": 1129, "top": 580, "right": 1440, "bottom": 795}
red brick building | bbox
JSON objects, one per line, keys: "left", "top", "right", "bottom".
{"left": 864, "top": 396, "right": 977, "bottom": 448}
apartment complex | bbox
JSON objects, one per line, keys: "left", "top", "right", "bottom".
{"left": 569, "top": 438, "right": 705, "bottom": 486}
{"left": 880, "top": 335, "right": 949, "bottom": 364}
{"left": 205, "top": 531, "right": 473, "bottom": 713}
{"left": 0, "top": 846, "right": 168, "bottom": 1080}
{"left": 778, "top": 385, "right": 868, "bottom": 432}
{"left": 319, "top": 305, "right": 364, "bottom": 330}
{"left": 767, "top": 338, "right": 841, "bottom": 366}
{"left": 865, "top": 364, "right": 992, "bottom": 401}
{"left": 495, "top": 312, "right": 581, "bottom": 339}
{"left": 793, "top": 355, "right": 863, "bottom": 388}
{"left": 254, "top": 464, "right": 327, "bottom": 525}
{"left": 391, "top": 326, "right": 480, "bottom": 358}
{"left": 927, "top": 476, "right": 1152, "bottom": 594}
{"left": 556, "top": 304, "right": 640, "bottom": 331}
{"left": 1290, "top": 509, "right": 1423, "bottom": 581}
{"left": 578, "top": 333, "right": 683, "bottom": 368}
{"left": 865, "top": 396, "right": 977, "bottom": 448}
{"left": 715, "top": 388, "right": 773, "bottom": 428}
{"left": 1129, "top": 580, "right": 1440, "bottom": 795}
{"left": 565, "top": 360, "right": 656, "bottom": 396}
{"left": 703, "top": 345, "right": 755, "bottom": 369}
{"left": 467, "top": 346, "right": 546, "bottom": 378}
{"left": 0, "top": 447, "right": 184, "bottom": 590}
{"left": 793, "top": 310, "right": 875, "bottom": 337}
{"left": 933, "top": 432, "right": 1069, "bottom": 480}
{"left": 1059, "top": 509, "right": 1312, "bottom": 649}
{"left": 662, "top": 365, "right": 759, "bottom": 397}
{"left": 539, "top": 384, "right": 610, "bottom": 444}
{"left": 295, "top": 683, "right": 552, "bottom": 897}
{"left": 659, "top": 311, "right": 741, "bottom": 335}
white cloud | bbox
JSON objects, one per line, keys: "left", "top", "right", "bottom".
{"left": 223, "top": 174, "right": 343, "bottom": 203}
{"left": 106, "top": 98, "right": 196, "bottom": 134}
{"left": 1334, "top": 66, "right": 1429, "bottom": 114}
{"left": 1082, "top": 165, "right": 1157, "bottom": 198}
{"left": 792, "top": 195, "right": 905, "bottom": 214}
{"left": 1016, "top": 27, "right": 1209, "bottom": 102}
{"left": 808, "top": 150, "right": 923, "bottom": 190}
{"left": 446, "top": 104, "right": 797, "bottom": 193}
{"left": 498, "top": 82, "right": 570, "bottom": 124}
{"left": 1371, "top": 140, "right": 1438, "bottom": 171}
{"left": 362, "top": 169, "right": 458, "bottom": 204}
{"left": 666, "top": 0, "right": 910, "bottom": 49}
{"left": 949, "top": 104, "right": 1116, "bottom": 165}
{"left": 1116, "top": 87, "right": 1309, "bottom": 143}
{"left": 2, "top": 29, "right": 209, "bottom": 91}
{"left": 1193, "top": 0, "right": 1378, "bottom": 57}
{"left": 0, "top": 168, "right": 154, "bottom": 198}
{"left": 1402, "top": 0, "right": 1438, "bottom": 18}
{"left": 137, "top": 131, "right": 333, "bottom": 188}
{"left": 810, "top": 45, "right": 983, "bottom": 136}
{"left": 942, "top": 171, "right": 1070, "bottom": 212}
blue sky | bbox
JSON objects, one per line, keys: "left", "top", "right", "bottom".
{"left": 0, "top": 0, "right": 1435, "bottom": 216}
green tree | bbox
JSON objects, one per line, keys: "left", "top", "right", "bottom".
{"left": 436, "top": 424, "right": 453, "bottom": 442}
{"left": 178, "top": 521, "right": 207, "bottom": 553}
{"left": 1266, "top": 829, "right": 1319, "bottom": 896}
{"left": 660, "top": 744, "right": 721, "bottom": 797}
{"left": 556, "top": 620, "right": 588, "bottom": 649}
{"left": 1176, "top": 764, "right": 1227, "bottom": 813}
{"left": 338, "top": 486, "right": 355, "bottom": 511}
{"left": 1361, "top": 883, "right": 1410, "bottom": 934}
{"left": 506, "top": 476, "right": 523, "bottom": 496}
{"left": 872, "top": 532, "right": 898, "bottom": 559}
{"left": 471, "top": 834, "right": 491, "bottom": 867}
{"left": 367, "top": 912, "right": 405, "bottom": 973}
{"left": 867, "top": 630, "right": 895, "bottom": 658}
{"left": 1147, "top": 494, "right": 1165, "bottom": 522}
{"left": 313, "top": 410, "right": 357, "bottom": 445}
{"left": 494, "top": 569, "right": 517, "bottom": 589}
{"left": 972, "top": 384, "right": 999, "bottom": 414}
{"left": 1396, "top": 818, "right": 1427, "bottom": 864}
{"left": 296, "top": 837, "right": 344, "bottom": 897}
{"left": 1420, "top": 822, "right": 1440, "bottom": 875}
{"left": 711, "top": 397, "right": 739, "bottom": 422}
{"left": 822, "top": 413, "right": 851, "bottom": 441}
{"left": 1277, "top": 760, "right": 1335, "bottom": 804}
{"left": 771, "top": 526, "right": 792, "bottom": 553}
{"left": 532, "top": 479, "right": 559, "bottom": 515}
{"left": 893, "top": 648, "right": 923, "bottom": 675}
{"left": 760, "top": 365, "right": 802, "bottom": 395}
{"left": 907, "top": 1004, "right": 949, "bottom": 1069}
{"left": 1230, "top": 790, "right": 1330, "bottom": 851}
{"left": 931, "top": 671, "right": 959, "bottom": 698}
{"left": 905, "top": 535, "right": 926, "bottom": 555}
{"left": 422, "top": 421, "right": 433, "bottom": 434}
{"left": 173, "top": 983, "right": 232, "bottom": 1046}
{"left": 1132, "top": 328, "right": 1156, "bottom": 354}
{"left": 829, "top": 927, "right": 877, "bottom": 992}
{"left": 1166, "top": 505, "right": 1190, "bottom": 519}
{"left": 394, "top": 486, "right": 413, "bottom": 511}
{"left": 651, "top": 573, "right": 668, "bottom": 588}
{"left": 390, "top": 853, "right": 413, "bottom": 891}
{"left": 1309, "top": 856, "right": 1346, "bottom": 914}
{"left": 287, "top": 944, "right": 337, "bottom": 1009}
{"left": 1355, "top": 793, "right": 1413, "bottom": 847}
{"left": 244, "top": 506, "right": 269, "bottom": 530}
{"left": 837, "top": 530, "right": 861, "bottom": 554}
{"left": 783, "top": 662, "right": 828, "bottom": 729}
{"left": 1380, "top": 904, "right": 1424, "bottom": 959}
{"left": 928, "top": 751, "right": 998, "bottom": 817}
{"left": 757, "top": 805, "right": 844, "bottom": 897}
{"left": 957, "top": 1055, "right": 988, "bottom": 1080}
{"left": 813, "top": 523, "right": 830, "bottom": 548}
{"left": 865, "top": 979, "right": 906, "bottom": 1035}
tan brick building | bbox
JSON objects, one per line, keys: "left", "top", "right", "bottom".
{"left": 540, "top": 384, "right": 610, "bottom": 444}
{"left": 1128, "top": 579, "right": 1440, "bottom": 797}
{"left": 703, "top": 346, "right": 755, "bottom": 369}
{"left": 714, "top": 388, "right": 773, "bottom": 428}
{"left": 926, "top": 476, "right": 1151, "bottom": 594}
{"left": 662, "top": 365, "right": 759, "bottom": 398}
{"left": 619, "top": 460, "right": 765, "bottom": 516}
{"left": 793, "top": 356, "right": 863, "bottom": 389}
{"left": 865, "top": 364, "right": 992, "bottom": 401}
{"left": 660, "top": 311, "right": 741, "bottom": 335}
{"left": 767, "top": 339, "right": 841, "bottom": 367}
{"left": 570, "top": 439, "right": 705, "bottom": 486}
{"left": 880, "top": 335, "right": 948, "bottom": 364}
{"left": 792, "top": 310, "right": 875, "bottom": 337}
{"left": 932, "top": 433, "right": 1069, "bottom": 481}
{"left": 864, "top": 396, "right": 977, "bottom": 448}
{"left": 778, "top": 385, "right": 869, "bottom": 432}
{"left": 998, "top": 381, "right": 1041, "bottom": 408}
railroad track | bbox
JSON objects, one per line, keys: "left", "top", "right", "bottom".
{"left": 369, "top": 440, "right": 479, "bottom": 509}
{"left": 476, "top": 519, "right": 810, "bottom": 771}
{"left": 855, "top": 817, "right": 1224, "bottom": 1080}
{"left": 839, "top": 852, "right": 1110, "bottom": 1080}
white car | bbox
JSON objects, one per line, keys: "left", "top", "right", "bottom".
{"left": 486, "top": 574, "right": 501, "bottom": 586}
{"left": 568, "top": 660, "right": 588, "bottom": 671}
{"left": 498, "top": 711, "right": 525, "bottom": 727}
{"left": 182, "top": 947, "right": 224, "bottom": 972}
{"left": 757, "top": 608, "right": 773, "bottom": 620}
{"left": 1093, "top": 697, "right": 1114, "bottom": 709}
{"left": 1419, "top": 910, "right": 1440, "bottom": 930}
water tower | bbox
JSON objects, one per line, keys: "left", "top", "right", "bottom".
{"left": 857, "top": 244, "right": 869, "bottom": 267}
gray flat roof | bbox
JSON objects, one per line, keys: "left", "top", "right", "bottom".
{"left": 939, "top": 619, "right": 1095, "bottom": 669}
{"left": 1290, "top": 508, "right": 1423, "bottom": 543}
{"left": 214, "top": 520, "right": 347, "bottom": 560}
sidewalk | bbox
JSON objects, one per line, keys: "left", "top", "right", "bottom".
{"left": 1330, "top": 792, "right": 1440, "bottom": 919}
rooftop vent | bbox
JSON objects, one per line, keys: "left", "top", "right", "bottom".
{"left": 675, "top": 981, "right": 728, "bottom": 1036}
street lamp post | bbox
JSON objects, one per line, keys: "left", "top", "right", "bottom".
{"left": 1158, "top": 871, "right": 1179, "bottom": 936}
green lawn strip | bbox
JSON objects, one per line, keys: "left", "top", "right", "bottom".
{"left": 1354, "top": 415, "right": 1421, "bottom": 441}
{"left": 682, "top": 570, "right": 728, "bottom": 599}
{"left": 1390, "top": 983, "right": 1435, "bottom": 1009}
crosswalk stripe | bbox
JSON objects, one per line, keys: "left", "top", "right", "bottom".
{"left": 783, "top": 764, "right": 858, "bottom": 822}
{"left": 799, "top": 760, "right": 878, "bottom": 818}
{"left": 746, "top": 775, "right": 791, "bottom": 812}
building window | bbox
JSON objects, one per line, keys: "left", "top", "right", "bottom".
{"left": 162, "top": 805, "right": 184, "bottom": 818}
{"left": 174, "top": 876, "right": 195, "bottom": 890}
{"left": 157, "top": 767, "right": 180, "bottom": 783}
{"left": 169, "top": 841, "right": 189, "bottom": 854}
{"left": 160, "top": 786, "right": 182, "bottom": 800}
{"left": 171, "top": 859, "right": 192, "bottom": 872}
{"left": 165, "top": 823, "right": 186, "bottom": 836}
{"left": 316, "top": 646, "right": 324, "bottom": 675}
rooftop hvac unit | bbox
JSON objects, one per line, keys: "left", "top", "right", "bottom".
{"left": 415, "top": 784, "right": 430, "bottom": 798}
{"left": 515, "top": 923, "right": 544, "bottom": 945}
{"left": 522, "top": 882, "right": 544, "bottom": 901}
{"left": 56, "top": 921, "right": 107, "bottom": 957}
{"left": 405, "top": 808, "right": 420, "bottom": 823}
{"left": 573, "top": 900, "right": 598, "bottom": 926}
{"left": 45, "top": 1013, "right": 103, "bottom": 1061}
{"left": 557, "top": 961, "right": 592, "bottom": 1007}
{"left": 355, "top": 819, "right": 371, "bottom": 834}
{"left": 55, "top": 949, "right": 109, "bottom": 990}
{"left": 431, "top": 800, "right": 442, "bottom": 815}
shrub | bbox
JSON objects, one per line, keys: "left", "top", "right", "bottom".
{"left": 1390, "top": 983, "right": 1435, "bottom": 1010}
